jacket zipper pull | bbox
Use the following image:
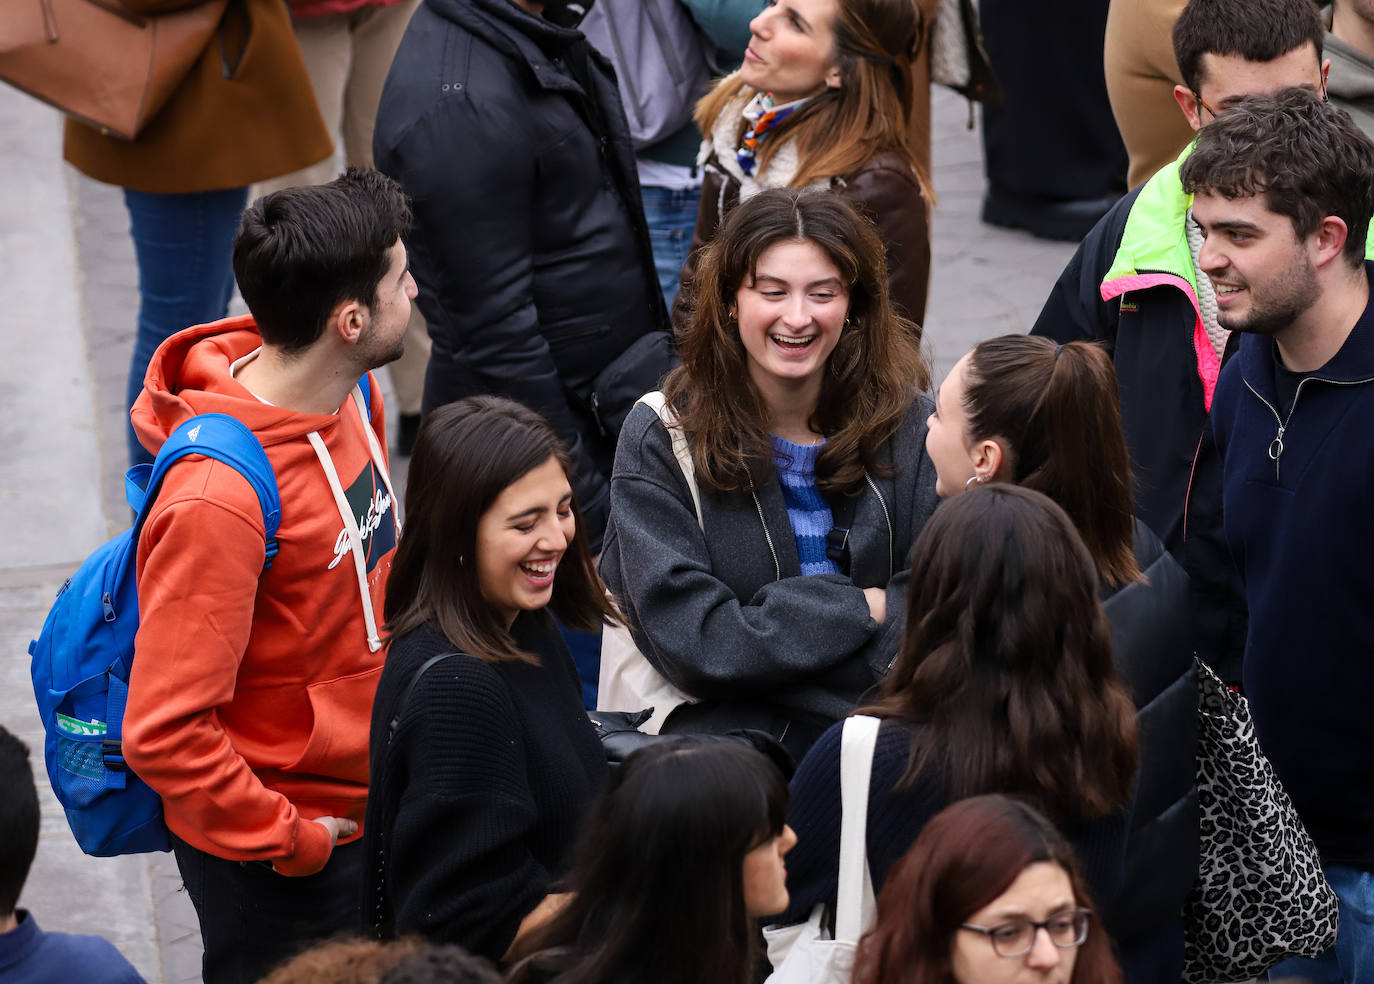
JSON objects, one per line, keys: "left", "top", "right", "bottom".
{"left": 1268, "top": 425, "right": 1285, "bottom": 462}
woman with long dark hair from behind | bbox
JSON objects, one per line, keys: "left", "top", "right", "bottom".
{"left": 599, "top": 187, "right": 936, "bottom": 761}
{"left": 776, "top": 486, "right": 1138, "bottom": 936}
{"left": 923, "top": 335, "right": 1196, "bottom": 983}
{"left": 853, "top": 794, "right": 1124, "bottom": 984}
{"left": 362, "top": 397, "right": 617, "bottom": 962}
{"left": 508, "top": 741, "right": 795, "bottom": 984}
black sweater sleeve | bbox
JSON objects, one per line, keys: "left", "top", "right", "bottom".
{"left": 388, "top": 653, "right": 551, "bottom": 959}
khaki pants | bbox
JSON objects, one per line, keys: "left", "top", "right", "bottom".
{"left": 1104, "top": 0, "right": 1194, "bottom": 189}
{"left": 255, "top": 0, "right": 430, "bottom": 416}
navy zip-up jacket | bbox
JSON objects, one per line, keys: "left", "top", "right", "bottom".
{"left": 1211, "top": 261, "right": 1374, "bottom": 867}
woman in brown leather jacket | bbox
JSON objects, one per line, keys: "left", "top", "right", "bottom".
{"left": 674, "top": 0, "right": 932, "bottom": 328}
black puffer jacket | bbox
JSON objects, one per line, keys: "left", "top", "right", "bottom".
{"left": 375, "top": 0, "right": 669, "bottom": 549}
{"left": 1100, "top": 521, "right": 1199, "bottom": 980}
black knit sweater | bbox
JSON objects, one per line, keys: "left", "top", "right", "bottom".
{"left": 361, "top": 613, "right": 608, "bottom": 960}
{"left": 778, "top": 718, "right": 1129, "bottom": 925}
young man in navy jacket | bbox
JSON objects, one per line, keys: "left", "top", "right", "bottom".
{"left": 1194, "top": 88, "right": 1374, "bottom": 981}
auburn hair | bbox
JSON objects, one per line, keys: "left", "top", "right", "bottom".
{"left": 853, "top": 795, "right": 1124, "bottom": 984}
{"left": 662, "top": 187, "right": 929, "bottom": 494}
{"left": 963, "top": 335, "right": 1143, "bottom": 587}
{"left": 695, "top": 0, "right": 931, "bottom": 199}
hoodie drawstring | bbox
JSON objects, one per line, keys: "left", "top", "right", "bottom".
{"left": 307, "top": 385, "right": 401, "bottom": 653}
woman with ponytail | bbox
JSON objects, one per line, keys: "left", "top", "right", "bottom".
{"left": 922, "top": 335, "right": 1199, "bottom": 984}
{"left": 674, "top": 0, "right": 933, "bottom": 327}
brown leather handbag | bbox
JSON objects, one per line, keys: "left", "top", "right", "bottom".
{"left": 0, "top": 0, "right": 229, "bottom": 140}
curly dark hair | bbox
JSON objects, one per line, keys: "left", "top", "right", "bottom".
{"left": 1180, "top": 87, "right": 1374, "bottom": 267}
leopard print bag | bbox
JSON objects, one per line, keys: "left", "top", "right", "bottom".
{"left": 1182, "top": 658, "right": 1340, "bottom": 984}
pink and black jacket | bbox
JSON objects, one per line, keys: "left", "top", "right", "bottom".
{"left": 1030, "top": 147, "right": 1245, "bottom": 684}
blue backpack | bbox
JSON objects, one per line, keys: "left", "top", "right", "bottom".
{"left": 29, "top": 413, "right": 283, "bottom": 856}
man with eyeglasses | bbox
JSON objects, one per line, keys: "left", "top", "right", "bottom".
{"left": 1032, "top": 0, "right": 1335, "bottom": 693}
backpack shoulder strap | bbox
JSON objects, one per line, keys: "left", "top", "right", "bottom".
{"left": 637, "top": 391, "right": 703, "bottom": 531}
{"left": 358, "top": 372, "right": 371, "bottom": 417}
{"left": 132, "top": 413, "right": 283, "bottom": 568}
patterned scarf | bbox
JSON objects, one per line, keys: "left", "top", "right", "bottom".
{"left": 737, "top": 92, "right": 807, "bottom": 176}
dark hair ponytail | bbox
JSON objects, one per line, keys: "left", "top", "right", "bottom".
{"left": 964, "top": 335, "right": 1142, "bottom": 587}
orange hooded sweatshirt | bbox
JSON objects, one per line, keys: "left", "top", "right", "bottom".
{"left": 125, "top": 317, "right": 399, "bottom": 877}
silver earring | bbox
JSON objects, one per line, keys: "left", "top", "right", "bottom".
{"left": 964, "top": 473, "right": 988, "bottom": 490}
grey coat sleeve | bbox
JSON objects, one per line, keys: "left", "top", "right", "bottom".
{"left": 600, "top": 405, "right": 879, "bottom": 700}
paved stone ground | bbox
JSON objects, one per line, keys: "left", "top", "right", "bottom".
{"left": 0, "top": 84, "right": 1074, "bottom": 982}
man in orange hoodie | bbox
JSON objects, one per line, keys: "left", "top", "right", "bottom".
{"left": 123, "top": 168, "right": 416, "bottom": 984}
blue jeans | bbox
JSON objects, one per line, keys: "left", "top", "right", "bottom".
{"left": 641, "top": 184, "right": 700, "bottom": 308}
{"left": 1270, "top": 864, "right": 1374, "bottom": 983}
{"left": 124, "top": 187, "right": 249, "bottom": 466}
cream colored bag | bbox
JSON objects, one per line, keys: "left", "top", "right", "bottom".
{"left": 762, "top": 715, "right": 880, "bottom": 983}
{"left": 596, "top": 392, "right": 701, "bottom": 734}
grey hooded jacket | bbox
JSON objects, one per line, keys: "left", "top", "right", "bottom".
{"left": 598, "top": 395, "right": 938, "bottom": 754}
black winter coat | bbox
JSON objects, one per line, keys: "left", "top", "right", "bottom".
{"left": 1032, "top": 185, "right": 1245, "bottom": 684}
{"left": 374, "top": 0, "right": 669, "bottom": 550}
{"left": 1100, "top": 522, "right": 1199, "bottom": 981}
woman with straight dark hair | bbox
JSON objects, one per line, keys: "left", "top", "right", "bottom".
{"left": 924, "top": 335, "right": 1197, "bottom": 984}
{"left": 362, "top": 397, "right": 617, "bottom": 962}
{"left": 599, "top": 187, "right": 937, "bottom": 761}
{"left": 775, "top": 486, "right": 1138, "bottom": 935}
{"left": 853, "top": 795, "right": 1124, "bottom": 984}
{"left": 674, "top": 0, "right": 933, "bottom": 326}
{"left": 508, "top": 741, "right": 795, "bottom": 984}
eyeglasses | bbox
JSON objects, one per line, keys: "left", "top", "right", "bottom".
{"left": 960, "top": 908, "right": 1092, "bottom": 958}
{"left": 1192, "top": 80, "right": 1329, "bottom": 121}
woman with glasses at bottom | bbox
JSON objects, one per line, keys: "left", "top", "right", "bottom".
{"left": 773, "top": 486, "right": 1138, "bottom": 953}
{"left": 853, "top": 794, "right": 1124, "bottom": 984}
